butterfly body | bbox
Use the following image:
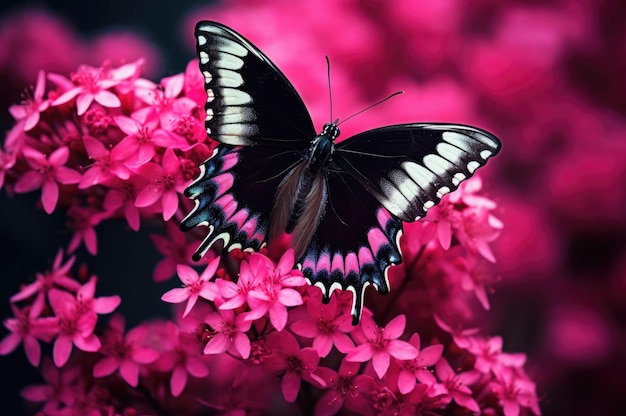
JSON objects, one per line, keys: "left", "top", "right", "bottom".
{"left": 182, "top": 21, "right": 502, "bottom": 323}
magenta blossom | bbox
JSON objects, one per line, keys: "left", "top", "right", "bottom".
{"left": 397, "top": 333, "right": 444, "bottom": 394}
{"left": 78, "top": 136, "right": 130, "bottom": 189}
{"left": 9, "top": 69, "right": 49, "bottom": 131}
{"left": 346, "top": 314, "right": 418, "bottom": 379}
{"left": 431, "top": 358, "right": 481, "bottom": 413}
{"left": 490, "top": 366, "right": 541, "bottom": 416}
{"left": 50, "top": 64, "right": 122, "bottom": 116}
{"left": 315, "top": 359, "right": 374, "bottom": 416}
{"left": 291, "top": 288, "right": 354, "bottom": 357}
{"left": 93, "top": 315, "right": 159, "bottom": 387}
{"left": 263, "top": 331, "right": 326, "bottom": 403}
{"left": 0, "top": 304, "right": 57, "bottom": 366}
{"left": 161, "top": 258, "right": 220, "bottom": 317}
{"left": 14, "top": 146, "right": 81, "bottom": 214}
{"left": 21, "top": 357, "right": 80, "bottom": 412}
{"left": 135, "top": 147, "right": 189, "bottom": 221}
{"left": 203, "top": 308, "right": 252, "bottom": 359}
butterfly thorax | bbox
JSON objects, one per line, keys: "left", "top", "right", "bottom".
{"left": 306, "top": 123, "right": 339, "bottom": 173}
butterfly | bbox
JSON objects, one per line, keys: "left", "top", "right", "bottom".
{"left": 181, "top": 21, "right": 502, "bottom": 324}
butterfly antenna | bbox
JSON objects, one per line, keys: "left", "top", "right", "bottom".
{"left": 337, "top": 91, "right": 404, "bottom": 126}
{"left": 326, "top": 55, "right": 335, "bottom": 124}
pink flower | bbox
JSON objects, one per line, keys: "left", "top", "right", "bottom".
{"left": 50, "top": 64, "right": 122, "bottom": 115}
{"left": 346, "top": 315, "right": 418, "bottom": 379}
{"left": 217, "top": 254, "right": 264, "bottom": 310}
{"left": 78, "top": 136, "right": 130, "bottom": 188}
{"left": 161, "top": 258, "right": 220, "bottom": 317}
{"left": 246, "top": 282, "right": 303, "bottom": 331}
{"left": 463, "top": 335, "right": 526, "bottom": 374}
{"left": 431, "top": 358, "right": 481, "bottom": 413}
{"left": 150, "top": 221, "right": 205, "bottom": 282}
{"left": 315, "top": 359, "right": 374, "bottom": 416}
{"left": 263, "top": 331, "right": 325, "bottom": 403}
{"left": 155, "top": 322, "right": 209, "bottom": 397}
{"left": 258, "top": 249, "right": 307, "bottom": 287}
{"left": 73, "top": 276, "right": 121, "bottom": 317}
{"left": 9, "top": 69, "right": 49, "bottom": 131}
{"left": 113, "top": 110, "right": 185, "bottom": 169}
{"left": 14, "top": 146, "right": 81, "bottom": 214}
{"left": 203, "top": 308, "right": 252, "bottom": 359}
{"left": 21, "top": 357, "right": 80, "bottom": 411}
{"left": 93, "top": 315, "right": 159, "bottom": 387}
{"left": 48, "top": 288, "right": 102, "bottom": 367}
{"left": 103, "top": 176, "right": 146, "bottom": 231}
{"left": 134, "top": 73, "right": 197, "bottom": 127}
{"left": 490, "top": 367, "right": 541, "bottom": 416}
{"left": 397, "top": 333, "right": 443, "bottom": 394}
{"left": 66, "top": 205, "right": 107, "bottom": 254}
{"left": 10, "top": 249, "right": 80, "bottom": 313}
{"left": 135, "top": 147, "right": 188, "bottom": 221}
{"left": 0, "top": 304, "right": 57, "bottom": 366}
{"left": 291, "top": 288, "right": 354, "bottom": 357}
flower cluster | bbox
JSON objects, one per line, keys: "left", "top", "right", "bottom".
{"left": 0, "top": 0, "right": 567, "bottom": 414}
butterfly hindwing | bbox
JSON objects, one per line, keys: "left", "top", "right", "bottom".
{"left": 334, "top": 123, "right": 501, "bottom": 222}
{"left": 195, "top": 21, "right": 316, "bottom": 147}
{"left": 181, "top": 144, "right": 304, "bottom": 258}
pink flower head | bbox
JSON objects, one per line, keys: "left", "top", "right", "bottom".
{"left": 263, "top": 331, "right": 325, "bottom": 403}
{"left": 135, "top": 73, "right": 197, "bottom": 128}
{"left": 11, "top": 249, "right": 79, "bottom": 313}
{"left": 14, "top": 146, "right": 81, "bottom": 214}
{"left": 397, "top": 333, "right": 444, "bottom": 394}
{"left": 490, "top": 366, "right": 541, "bottom": 416}
{"left": 431, "top": 358, "right": 481, "bottom": 413}
{"left": 48, "top": 288, "right": 101, "bottom": 367}
{"left": 66, "top": 204, "right": 107, "bottom": 255}
{"left": 203, "top": 308, "right": 252, "bottom": 359}
{"left": 150, "top": 221, "right": 206, "bottom": 282}
{"left": 346, "top": 314, "right": 418, "bottom": 379}
{"left": 291, "top": 287, "right": 354, "bottom": 357}
{"left": 216, "top": 253, "right": 265, "bottom": 311}
{"left": 315, "top": 359, "right": 374, "bottom": 416}
{"left": 21, "top": 357, "right": 80, "bottom": 411}
{"left": 93, "top": 315, "right": 159, "bottom": 387}
{"left": 135, "top": 147, "right": 189, "bottom": 220}
{"left": 114, "top": 110, "right": 186, "bottom": 169}
{"left": 0, "top": 304, "right": 57, "bottom": 366}
{"left": 50, "top": 64, "right": 122, "bottom": 115}
{"left": 73, "top": 276, "right": 121, "bottom": 317}
{"left": 79, "top": 136, "right": 131, "bottom": 188}
{"left": 155, "top": 322, "right": 209, "bottom": 397}
{"left": 464, "top": 335, "right": 527, "bottom": 375}
{"left": 246, "top": 281, "right": 303, "bottom": 332}
{"left": 9, "top": 69, "right": 49, "bottom": 131}
{"left": 161, "top": 258, "right": 220, "bottom": 317}
{"left": 103, "top": 176, "right": 147, "bottom": 231}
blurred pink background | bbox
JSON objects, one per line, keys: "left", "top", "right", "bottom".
{"left": 1, "top": 0, "right": 625, "bottom": 414}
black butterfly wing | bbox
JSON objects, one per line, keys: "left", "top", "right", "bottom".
{"left": 194, "top": 21, "right": 316, "bottom": 146}
{"left": 301, "top": 124, "right": 501, "bottom": 323}
{"left": 334, "top": 123, "right": 501, "bottom": 222}
{"left": 182, "top": 21, "right": 315, "bottom": 257}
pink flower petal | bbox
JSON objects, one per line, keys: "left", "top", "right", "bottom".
{"left": 0, "top": 333, "right": 21, "bottom": 355}
{"left": 94, "top": 90, "right": 122, "bottom": 108}
{"left": 346, "top": 344, "right": 374, "bottom": 362}
{"left": 53, "top": 335, "right": 73, "bottom": 367}
{"left": 73, "top": 333, "right": 101, "bottom": 352}
{"left": 398, "top": 369, "right": 417, "bottom": 394}
{"left": 93, "top": 356, "right": 119, "bottom": 377}
{"left": 371, "top": 351, "right": 390, "bottom": 379}
{"left": 76, "top": 93, "right": 95, "bottom": 115}
{"left": 387, "top": 339, "right": 419, "bottom": 360}
{"left": 24, "top": 336, "right": 42, "bottom": 367}
{"left": 384, "top": 315, "right": 406, "bottom": 339}
{"left": 281, "top": 371, "right": 301, "bottom": 403}
{"left": 119, "top": 360, "right": 139, "bottom": 387}
{"left": 186, "top": 356, "right": 209, "bottom": 377}
{"left": 170, "top": 366, "right": 187, "bottom": 397}
{"left": 233, "top": 332, "right": 251, "bottom": 359}
{"left": 204, "top": 333, "right": 230, "bottom": 355}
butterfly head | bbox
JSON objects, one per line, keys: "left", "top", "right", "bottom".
{"left": 321, "top": 122, "right": 340, "bottom": 141}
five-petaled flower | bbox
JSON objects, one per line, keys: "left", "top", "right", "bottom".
{"left": 161, "top": 258, "right": 220, "bottom": 317}
{"left": 346, "top": 314, "right": 418, "bottom": 379}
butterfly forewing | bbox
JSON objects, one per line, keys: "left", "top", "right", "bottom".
{"left": 195, "top": 21, "right": 316, "bottom": 146}
{"left": 334, "top": 124, "right": 501, "bottom": 222}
